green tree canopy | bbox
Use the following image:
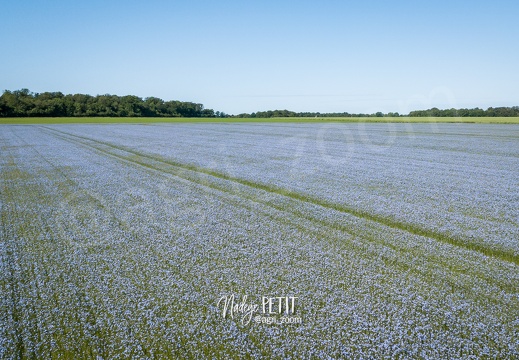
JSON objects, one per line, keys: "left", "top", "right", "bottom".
{"left": 0, "top": 89, "right": 214, "bottom": 118}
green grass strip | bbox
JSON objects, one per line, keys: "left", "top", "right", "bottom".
{"left": 0, "top": 116, "right": 518, "bottom": 124}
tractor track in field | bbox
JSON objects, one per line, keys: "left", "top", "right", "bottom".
{"left": 39, "top": 126, "right": 519, "bottom": 266}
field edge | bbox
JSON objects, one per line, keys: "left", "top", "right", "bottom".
{"left": 1, "top": 117, "right": 519, "bottom": 124}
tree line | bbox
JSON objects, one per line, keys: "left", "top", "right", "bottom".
{"left": 232, "top": 110, "right": 399, "bottom": 118}
{"left": 234, "top": 108, "right": 519, "bottom": 118}
{"left": 0, "top": 89, "right": 222, "bottom": 118}
{"left": 1, "top": 89, "right": 518, "bottom": 118}
{"left": 408, "top": 107, "right": 519, "bottom": 117}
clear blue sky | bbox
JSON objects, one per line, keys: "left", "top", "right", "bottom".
{"left": 1, "top": 0, "right": 518, "bottom": 114}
